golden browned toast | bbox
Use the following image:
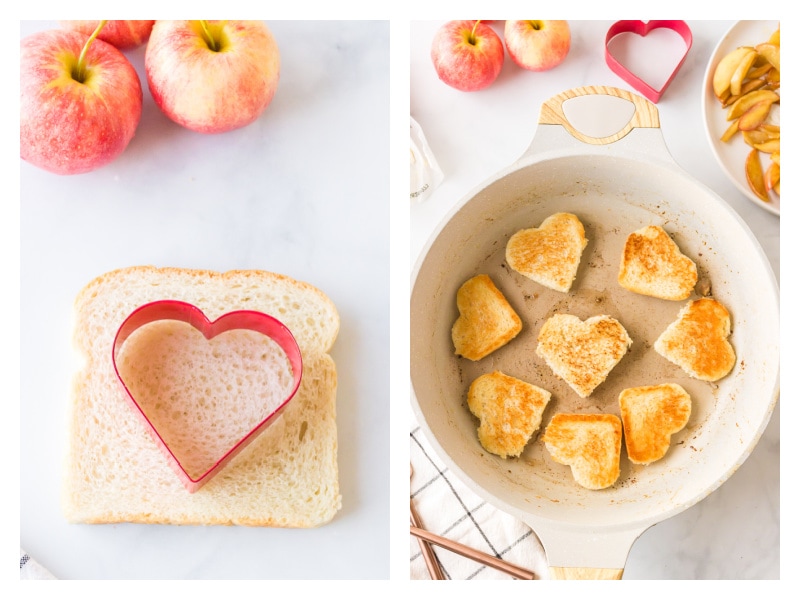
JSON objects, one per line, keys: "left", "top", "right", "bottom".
{"left": 451, "top": 274, "right": 522, "bottom": 361}
{"left": 654, "top": 298, "right": 735, "bottom": 381}
{"left": 541, "top": 413, "right": 622, "bottom": 490}
{"left": 467, "top": 371, "right": 552, "bottom": 459}
{"left": 536, "top": 314, "right": 632, "bottom": 398}
{"left": 618, "top": 225, "right": 698, "bottom": 301}
{"left": 619, "top": 383, "right": 692, "bottom": 465}
{"left": 505, "top": 212, "right": 588, "bottom": 293}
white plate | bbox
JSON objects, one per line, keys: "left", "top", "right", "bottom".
{"left": 702, "top": 20, "right": 780, "bottom": 216}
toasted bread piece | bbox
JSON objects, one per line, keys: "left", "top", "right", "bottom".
{"left": 619, "top": 383, "right": 692, "bottom": 465}
{"left": 654, "top": 298, "right": 735, "bottom": 381}
{"left": 452, "top": 274, "right": 522, "bottom": 361}
{"left": 506, "top": 212, "right": 588, "bottom": 293}
{"left": 542, "top": 413, "right": 622, "bottom": 490}
{"left": 536, "top": 314, "right": 632, "bottom": 398}
{"left": 618, "top": 225, "right": 698, "bottom": 300}
{"left": 467, "top": 371, "right": 552, "bottom": 459}
{"left": 63, "top": 266, "right": 341, "bottom": 527}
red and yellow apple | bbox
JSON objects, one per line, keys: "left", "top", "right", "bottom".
{"left": 504, "top": 20, "right": 571, "bottom": 72}
{"left": 20, "top": 28, "right": 143, "bottom": 175}
{"left": 145, "top": 20, "right": 280, "bottom": 134}
{"left": 431, "top": 20, "right": 504, "bottom": 92}
{"left": 60, "top": 20, "right": 155, "bottom": 50}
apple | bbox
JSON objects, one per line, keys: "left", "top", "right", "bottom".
{"left": 60, "top": 20, "right": 155, "bottom": 49}
{"left": 20, "top": 26, "right": 143, "bottom": 175}
{"left": 145, "top": 20, "right": 280, "bottom": 134}
{"left": 431, "top": 20, "right": 504, "bottom": 92}
{"left": 504, "top": 20, "right": 571, "bottom": 72}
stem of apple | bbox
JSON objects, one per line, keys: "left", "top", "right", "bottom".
{"left": 73, "top": 20, "right": 108, "bottom": 83}
{"left": 469, "top": 20, "right": 481, "bottom": 45}
{"left": 198, "top": 20, "right": 219, "bottom": 52}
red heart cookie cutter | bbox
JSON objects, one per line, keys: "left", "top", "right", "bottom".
{"left": 112, "top": 300, "right": 303, "bottom": 493}
{"left": 605, "top": 20, "right": 693, "bottom": 103}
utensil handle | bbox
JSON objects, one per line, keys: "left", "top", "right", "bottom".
{"left": 410, "top": 501, "right": 445, "bottom": 579}
{"left": 410, "top": 525, "right": 536, "bottom": 580}
{"left": 538, "top": 85, "right": 660, "bottom": 145}
{"left": 549, "top": 566, "right": 624, "bottom": 580}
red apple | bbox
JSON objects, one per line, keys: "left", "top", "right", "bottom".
{"left": 145, "top": 20, "right": 280, "bottom": 134}
{"left": 431, "top": 20, "right": 504, "bottom": 92}
{"left": 60, "top": 20, "right": 155, "bottom": 50}
{"left": 504, "top": 20, "right": 571, "bottom": 72}
{"left": 20, "top": 28, "right": 143, "bottom": 175}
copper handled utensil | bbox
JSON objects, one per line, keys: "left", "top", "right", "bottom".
{"left": 409, "top": 525, "right": 536, "bottom": 580}
{"left": 410, "top": 465, "right": 445, "bottom": 579}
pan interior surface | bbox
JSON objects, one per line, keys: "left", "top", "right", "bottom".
{"left": 410, "top": 153, "right": 779, "bottom": 530}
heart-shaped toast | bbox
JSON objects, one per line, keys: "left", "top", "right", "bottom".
{"left": 654, "top": 298, "right": 735, "bottom": 382}
{"left": 452, "top": 274, "right": 522, "bottom": 361}
{"left": 467, "top": 371, "right": 552, "bottom": 459}
{"left": 542, "top": 413, "right": 622, "bottom": 490}
{"left": 506, "top": 212, "right": 588, "bottom": 293}
{"left": 536, "top": 314, "right": 632, "bottom": 398}
{"left": 605, "top": 20, "right": 693, "bottom": 103}
{"left": 618, "top": 225, "right": 698, "bottom": 300}
{"left": 113, "top": 300, "right": 303, "bottom": 493}
{"left": 619, "top": 383, "right": 692, "bottom": 464}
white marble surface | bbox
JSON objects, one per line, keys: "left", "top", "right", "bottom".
{"left": 19, "top": 20, "right": 389, "bottom": 579}
{"left": 410, "top": 20, "right": 780, "bottom": 580}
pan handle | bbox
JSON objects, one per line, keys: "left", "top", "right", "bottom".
{"left": 549, "top": 567, "right": 623, "bottom": 580}
{"left": 537, "top": 85, "right": 660, "bottom": 145}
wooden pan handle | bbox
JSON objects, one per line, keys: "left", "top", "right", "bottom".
{"left": 549, "top": 566, "right": 624, "bottom": 580}
{"left": 538, "top": 85, "right": 659, "bottom": 145}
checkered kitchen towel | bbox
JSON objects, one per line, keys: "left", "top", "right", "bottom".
{"left": 20, "top": 548, "right": 57, "bottom": 580}
{"left": 410, "top": 412, "right": 549, "bottom": 580}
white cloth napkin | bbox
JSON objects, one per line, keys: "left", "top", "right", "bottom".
{"left": 410, "top": 116, "right": 443, "bottom": 203}
{"left": 410, "top": 413, "right": 550, "bottom": 580}
{"left": 20, "top": 548, "right": 57, "bottom": 580}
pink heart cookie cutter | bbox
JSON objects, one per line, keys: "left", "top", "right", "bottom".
{"left": 605, "top": 20, "right": 693, "bottom": 103}
{"left": 112, "top": 300, "right": 303, "bottom": 493}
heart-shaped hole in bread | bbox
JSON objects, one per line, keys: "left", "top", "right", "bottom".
{"left": 506, "top": 212, "right": 588, "bottom": 293}
{"left": 542, "top": 413, "right": 622, "bottom": 490}
{"left": 451, "top": 274, "right": 522, "bottom": 361}
{"left": 113, "top": 301, "right": 302, "bottom": 492}
{"left": 618, "top": 225, "right": 698, "bottom": 300}
{"left": 536, "top": 314, "right": 632, "bottom": 398}
{"left": 619, "top": 383, "right": 692, "bottom": 465}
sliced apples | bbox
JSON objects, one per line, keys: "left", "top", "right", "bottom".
{"left": 712, "top": 27, "right": 780, "bottom": 201}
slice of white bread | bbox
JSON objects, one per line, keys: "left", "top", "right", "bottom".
{"left": 505, "top": 212, "right": 588, "bottom": 293}
{"left": 536, "top": 314, "right": 632, "bottom": 398}
{"left": 451, "top": 274, "right": 522, "bottom": 361}
{"left": 467, "top": 371, "right": 552, "bottom": 459}
{"left": 654, "top": 298, "right": 735, "bottom": 382}
{"left": 63, "top": 266, "right": 341, "bottom": 527}
{"left": 618, "top": 383, "right": 692, "bottom": 465}
{"left": 618, "top": 225, "right": 698, "bottom": 300}
{"left": 541, "top": 413, "right": 622, "bottom": 490}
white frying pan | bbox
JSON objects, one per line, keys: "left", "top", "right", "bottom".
{"left": 410, "top": 86, "right": 779, "bottom": 579}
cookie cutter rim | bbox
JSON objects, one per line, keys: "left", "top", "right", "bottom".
{"left": 112, "top": 299, "right": 304, "bottom": 493}
{"left": 605, "top": 20, "right": 693, "bottom": 103}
